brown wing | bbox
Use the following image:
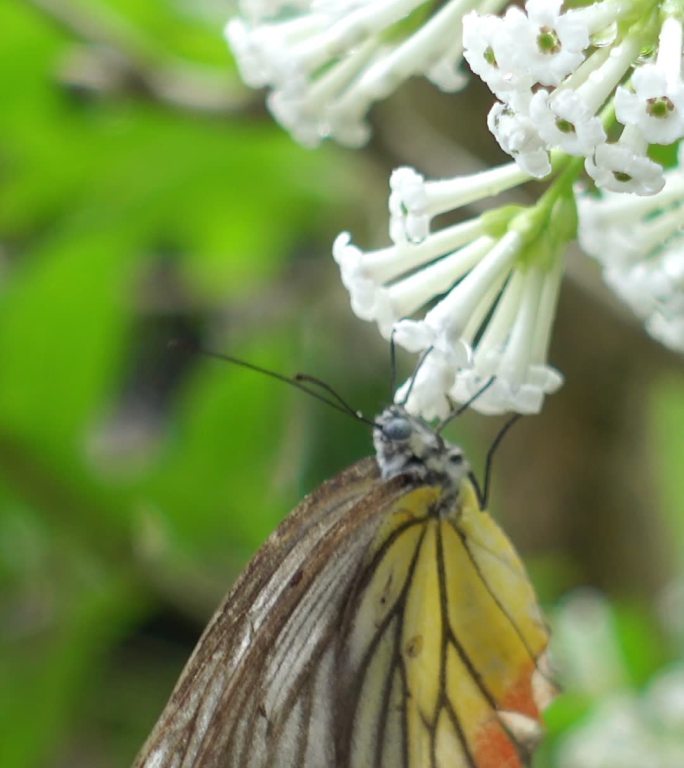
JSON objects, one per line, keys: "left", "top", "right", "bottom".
{"left": 133, "top": 468, "right": 553, "bottom": 768}
{"left": 133, "top": 457, "right": 411, "bottom": 768}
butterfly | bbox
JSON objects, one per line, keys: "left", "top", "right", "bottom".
{"left": 133, "top": 395, "right": 555, "bottom": 768}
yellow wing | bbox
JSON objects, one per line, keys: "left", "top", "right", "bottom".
{"left": 337, "top": 480, "right": 554, "bottom": 768}
{"left": 133, "top": 467, "right": 553, "bottom": 768}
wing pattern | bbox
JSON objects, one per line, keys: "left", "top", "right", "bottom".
{"left": 337, "top": 481, "right": 554, "bottom": 768}
{"left": 133, "top": 458, "right": 413, "bottom": 768}
{"left": 134, "top": 468, "right": 553, "bottom": 768}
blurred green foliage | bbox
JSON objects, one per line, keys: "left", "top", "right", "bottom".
{"left": 1, "top": 2, "right": 684, "bottom": 768}
{"left": 0, "top": 2, "right": 371, "bottom": 764}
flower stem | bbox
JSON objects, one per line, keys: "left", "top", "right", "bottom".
{"left": 507, "top": 154, "right": 583, "bottom": 269}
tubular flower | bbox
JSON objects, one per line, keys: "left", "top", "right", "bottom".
{"left": 334, "top": 162, "right": 569, "bottom": 417}
{"left": 226, "top": 0, "right": 508, "bottom": 146}
{"left": 464, "top": 1, "right": 683, "bottom": 195}
{"left": 614, "top": 17, "right": 684, "bottom": 145}
{"left": 577, "top": 157, "right": 684, "bottom": 352}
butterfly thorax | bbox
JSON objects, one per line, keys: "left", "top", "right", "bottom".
{"left": 373, "top": 406, "right": 470, "bottom": 508}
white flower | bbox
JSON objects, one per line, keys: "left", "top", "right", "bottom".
{"left": 226, "top": 17, "right": 273, "bottom": 88}
{"left": 552, "top": 590, "right": 629, "bottom": 699}
{"left": 487, "top": 101, "right": 551, "bottom": 178}
{"left": 227, "top": 0, "right": 500, "bottom": 146}
{"left": 576, "top": 164, "right": 684, "bottom": 352}
{"left": 502, "top": 0, "right": 589, "bottom": 87}
{"left": 335, "top": 163, "right": 570, "bottom": 416}
{"left": 440, "top": 258, "right": 564, "bottom": 415}
{"left": 393, "top": 330, "right": 471, "bottom": 420}
{"left": 558, "top": 696, "right": 665, "bottom": 768}
{"left": 333, "top": 221, "right": 492, "bottom": 339}
{"left": 462, "top": 10, "right": 534, "bottom": 106}
{"left": 529, "top": 88, "right": 606, "bottom": 156}
{"left": 615, "top": 66, "right": 684, "bottom": 145}
{"left": 516, "top": 24, "right": 644, "bottom": 164}
{"left": 557, "top": 667, "right": 684, "bottom": 768}
{"left": 333, "top": 217, "right": 491, "bottom": 337}
{"left": 647, "top": 312, "right": 684, "bottom": 353}
{"left": 238, "top": 0, "right": 311, "bottom": 23}
{"left": 554, "top": 591, "right": 684, "bottom": 768}
{"left": 425, "top": 46, "right": 469, "bottom": 92}
{"left": 389, "top": 167, "right": 429, "bottom": 244}
{"left": 335, "top": 164, "right": 567, "bottom": 416}
{"left": 614, "top": 18, "right": 684, "bottom": 145}
{"left": 470, "top": 7, "right": 655, "bottom": 174}
{"left": 577, "top": 165, "right": 684, "bottom": 266}
{"left": 464, "top": 0, "right": 636, "bottom": 107}
{"left": 647, "top": 664, "right": 684, "bottom": 731}
{"left": 388, "top": 161, "right": 531, "bottom": 244}
{"left": 585, "top": 127, "right": 665, "bottom": 195}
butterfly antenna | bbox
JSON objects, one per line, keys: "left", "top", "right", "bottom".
{"left": 389, "top": 329, "right": 398, "bottom": 398}
{"left": 399, "top": 346, "right": 434, "bottom": 406}
{"left": 436, "top": 376, "right": 496, "bottom": 435}
{"left": 187, "top": 344, "right": 374, "bottom": 427}
{"left": 293, "top": 373, "right": 374, "bottom": 425}
{"left": 480, "top": 413, "right": 522, "bottom": 509}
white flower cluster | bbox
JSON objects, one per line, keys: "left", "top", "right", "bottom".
{"left": 227, "top": 0, "right": 684, "bottom": 420}
{"left": 465, "top": 1, "right": 684, "bottom": 195}
{"left": 577, "top": 156, "right": 684, "bottom": 353}
{"left": 226, "top": 0, "right": 508, "bottom": 146}
{"left": 558, "top": 684, "right": 684, "bottom": 768}
{"left": 554, "top": 591, "right": 684, "bottom": 768}
{"left": 334, "top": 162, "right": 565, "bottom": 417}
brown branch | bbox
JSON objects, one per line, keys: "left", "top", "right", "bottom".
{"left": 25, "top": 0, "right": 261, "bottom": 117}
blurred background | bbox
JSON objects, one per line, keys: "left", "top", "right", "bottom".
{"left": 1, "top": 2, "right": 684, "bottom": 766}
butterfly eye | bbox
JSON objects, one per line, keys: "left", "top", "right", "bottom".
{"left": 448, "top": 452, "right": 464, "bottom": 464}
{"left": 382, "top": 417, "right": 412, "bottom": 442}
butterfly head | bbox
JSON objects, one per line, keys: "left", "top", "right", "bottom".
{"left": 373, "top": 406, "right": 470, "bottom": 495}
